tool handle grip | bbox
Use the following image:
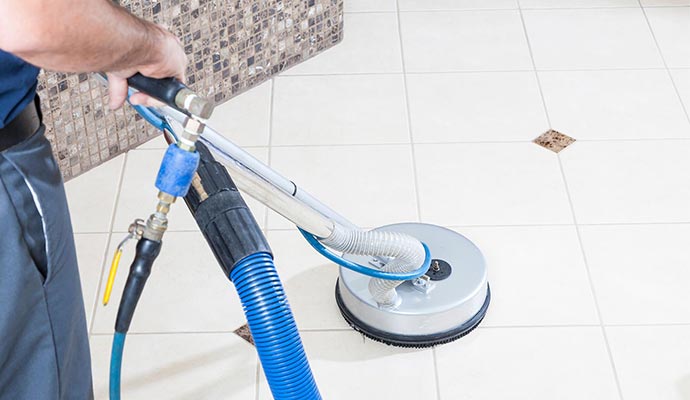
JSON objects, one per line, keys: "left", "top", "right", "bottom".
{"left": 126, "top": 73, "right": 187, "bottom": 109}
{"left": 126, "top": 73, "right": 214, "bottom": 119}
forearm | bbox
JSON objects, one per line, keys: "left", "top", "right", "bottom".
{"left": 0, "top": 0, "right": 163, "bottom": 73}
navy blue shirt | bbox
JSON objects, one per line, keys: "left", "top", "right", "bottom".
{"left": 0, "top": 50, "right": 40, "bottom": 129}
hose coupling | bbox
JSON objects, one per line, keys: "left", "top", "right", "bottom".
{"left": 142, "top": 192, "right": 174, "bottom": 242}
{"left": 175, "top": 88, "right": 214, "bottom": 120}
{"left": 177, "top": 117, "right": 205, "bottom": 152}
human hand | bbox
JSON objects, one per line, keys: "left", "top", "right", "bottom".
{"left": 106, "top": 26, "right": 187, "bottom": 110}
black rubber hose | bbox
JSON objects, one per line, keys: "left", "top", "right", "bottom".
{"left": 184, "top": 142, "right": 271, "bottom": 275}
{"left": 114, "top": 238, "right": 162, "bottom": 333}
{"left": 126, "top": 74, "right": 187, "bottom": 111}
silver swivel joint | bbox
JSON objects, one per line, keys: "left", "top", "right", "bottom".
{"left": 175, "top": 89, "right": 214, "bottom": 120}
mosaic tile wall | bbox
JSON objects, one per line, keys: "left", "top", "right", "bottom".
{"left": 38, "top": 0, "right": 344, "bottom": 180}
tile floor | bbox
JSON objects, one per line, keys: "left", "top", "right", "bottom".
{"left": 65, "top": 2, "right": 690, "bottom": 399}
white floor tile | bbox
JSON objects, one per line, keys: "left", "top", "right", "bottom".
{"left": 399, "top": 11, "right": 533, "bottom": 72}
{"left": 266, "top": 230, "right": 349, "bottom": 330}
{"left": 523, "top": 8, "right": 663, "bottom": 69}
{"left": 607, "top": 325, "right": 690, "bottom": 400}
{"left": 457, "top": 226, "right": 599, "bottom": 326}
{"left": 66, "top": 154, "right": 124, "bottom": 233}
{"left": 645, "top": 7, "right": 690, "bottom": 68}
{"left": 560, "top": 141, "right": 690, "bottom": 224}
{"left": 345, "top": 0, "right": 396, "bottom": 12}
{"left": 521, "top": 0, "right": 638, "bottom": 7}
{"left": 257, "top": 331, "right": 437, "bottom": 400}
{"left": 671, "top": 68, "right": 690, "bottom": 113}
{"left": 205, "top": 80, "right": 272, "bottom": 147}
{"left": 135, "top": 134, "right": 167, "bottom": 150}
{"left": 268, "top": 145, "right": 418, "bottom": 229}
{"left": 59, "top": 8, "right": 690, "bottom": 398}
{"left": 642, "top": 0, "right": 690, "bottom": 5}
{"left": 399, "top": 0, "right": 518, "bottom": 10}
{"left": 580, "top": 224, "right": 690, "bottom": 324}
{"left": 436, "top": 327, "right": 619, "bottom": 400}
{"left": 136, "top": 82, "right": 272, "bottom": 150}
{"left": 406, "top": 72, "right": 548, "bottom": 142}
{"left": 91, "top": 231, "right": 247, "bottom": 334}
{"left": 272, "top": 75, "right": 409, "bottom": 145}
{"left": 113, "top": 148, "right": 267, "bottom": 232}
{"left": 415, "top": 143, "right": 573, "bottom": 226}
{"left": 74, "top": 233, "right": 108, "bottom": 329}
{"left": 539, "top": 70, "right": 690, "bottom": 140}
{"left": 91, "top": 333, "right": 256, "bottom": 400}
{"left": 283, "top": 13, "right": 402, "bottom": 75}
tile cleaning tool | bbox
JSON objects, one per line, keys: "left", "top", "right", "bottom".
{"left": 98, "top": 72, "right": 489, "bottom": 399}
{"left": 98, "top": 73, "right": 319, "bottom": 400}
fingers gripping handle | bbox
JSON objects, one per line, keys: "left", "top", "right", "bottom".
{"left": 126, "top": 74, "right": 185, "bottom": 106}
{"left": 126, "top": 73, "right": 214, "bottom": 119}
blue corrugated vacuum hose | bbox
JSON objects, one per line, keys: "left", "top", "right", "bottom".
{"left": 230, "top": 252, "right": 321, "bottom": 400}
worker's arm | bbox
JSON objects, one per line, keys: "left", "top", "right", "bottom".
{"left": 0, "top": 0, "right": 187, "bottom": 109}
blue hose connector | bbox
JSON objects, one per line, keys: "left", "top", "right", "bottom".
{"left": 230, "top": 252, "right": 321, "bottom": 400}
{"left": 155, "top": 144, "right": 200, "bottom": 197}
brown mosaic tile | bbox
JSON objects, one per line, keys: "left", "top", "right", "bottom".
{"left": 533, "top": 129, "right": 576, "bottom": 153}
{"left": 38, "top": 0, "right": 344, "bottom": 181}
{"left": 234, "top": 323, "right": 255, "bottom": 346}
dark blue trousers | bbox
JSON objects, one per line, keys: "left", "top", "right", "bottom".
{"left": 0, "top": 126, "right": 93, "bottom": 399}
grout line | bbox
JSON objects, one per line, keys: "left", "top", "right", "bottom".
{"left": 88, "top": 321, "right": 690, "bottom": 337}
{"left": 395, "top": 0, "right": 423, "bottom": 224}
{"left": 259, "top": 220, "right": 690, "bottom": 233}
{"left": 556, "top": 156, "right": 625, "bottom": 400}
{"left": 637, "top": 2, "right": 690, "bottom": 126}
{"left": 278, "top": 71, "right": 402, "bottom": 78}
{"left": 91, "top": 136, "right": 690, "bottom": 154}
{"left": 90, "top": 330, "right": 232, "bottom": 336}
{"left": 519, "top": 2, "right": 623, "bottom": 395}
{"left": 279, "top": 66, "right": 672, "bottom": 78}
{"left": 109, "top": 219, "right": 690, "bottom": 235}
{"left": 397, "top": 7, "right": 647, "bottom": 12}
{"left": 184, "top": 137, "right": 690, "bottom": 148}
{"left": 254, "top": 361, "right": 261, "bottom": 400}
{"left": 479, "top": 324, "right": 600, "bottom": 329}
{"left": 432, "top": 347, "right": 442, "bottom": 400}
{"left": 396, "top": 4, "right": 442, "bottom": 397}
{"left": 479, "top": 322, "right": 690, "bottom": 329}
{"left": 87, "top": 152, "right": 128, "bottom": 337}
{"left": 89, "top": 328, "right": 353, "bottom": 336}
{"left": 344, "top": 5, "right": 690, "bottom": 13}
{"left": 296, "top": 328, "right": 354, "bottom": 332}
{"left": 262, "top": 137, "right": 690, "bottom": 147}
{"left": 605, "top": 322, "right": 690, "bottom": 328}
{"left": 577, "top": 137, "right": 690, "bottom": 142}
{"left": 577, "top": 220, "right": 690, "bottom": 226}
{"left": 516, "top": 0, "right": 552, "bottom": 127}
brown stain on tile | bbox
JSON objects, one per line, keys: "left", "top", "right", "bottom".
{"left": 533, "top": 130, "right": 576, "bottom": 153}
{"left": 234, "top": 323, "right": 255, "bottom": 346}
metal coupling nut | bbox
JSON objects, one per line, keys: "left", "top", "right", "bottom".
{"left": 178, "top": 117, "right": 206, "bottom": 151}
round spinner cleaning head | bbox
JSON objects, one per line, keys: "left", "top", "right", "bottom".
{"left": 336, "top": 223, "right": 490, "bottom": 348}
